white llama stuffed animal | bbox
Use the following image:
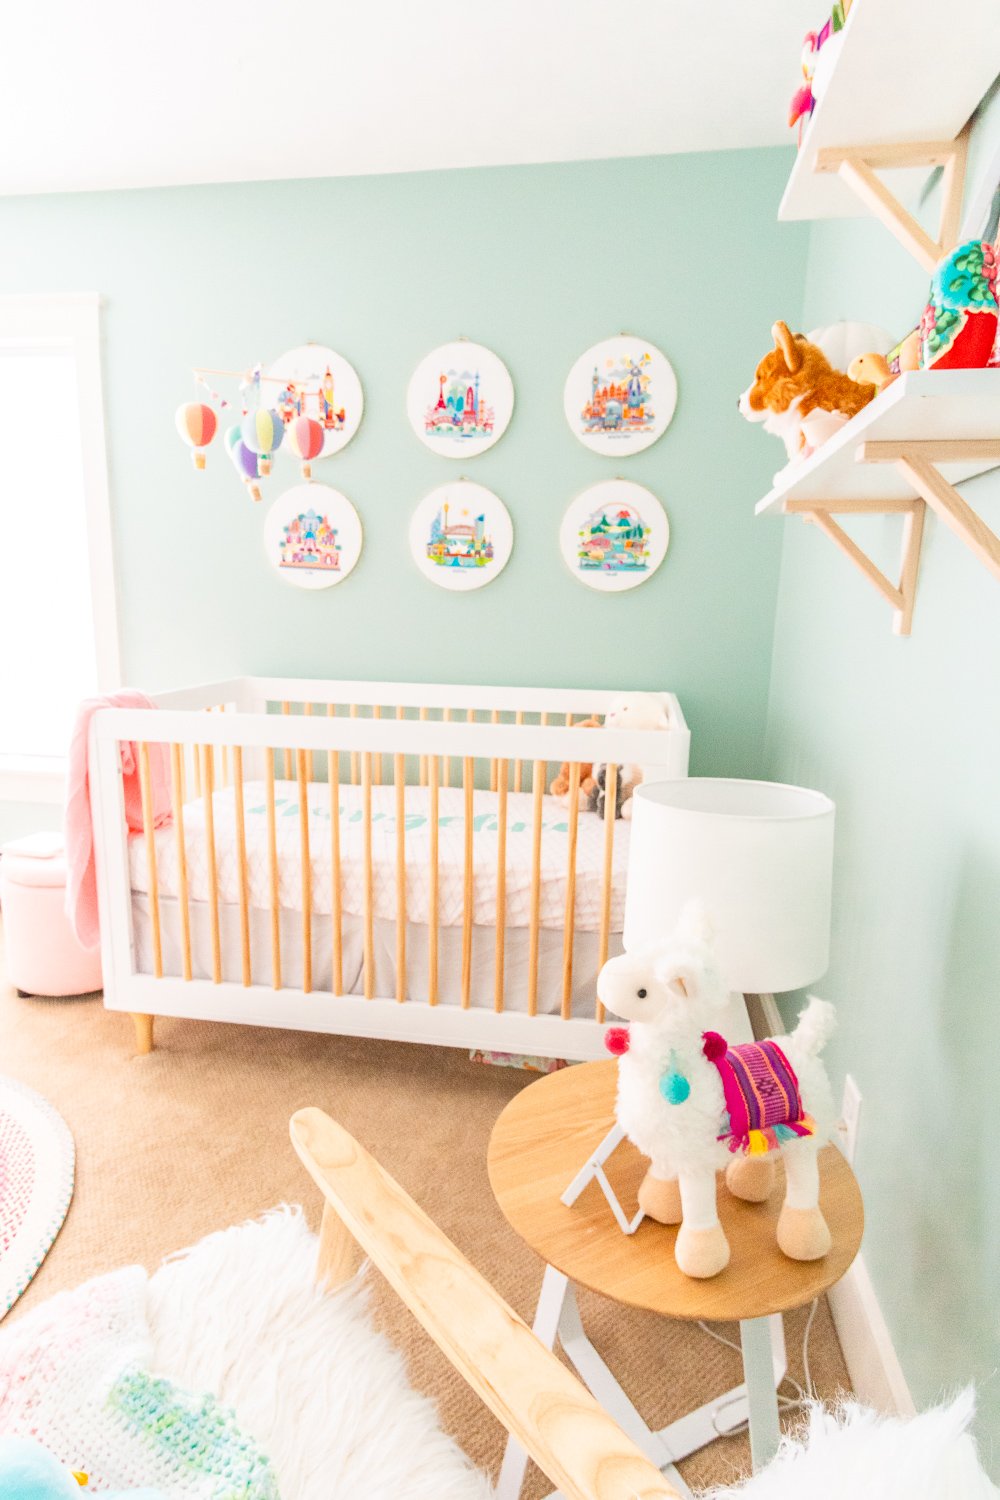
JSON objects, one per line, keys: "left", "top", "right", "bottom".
{"left": 597, "top": 910, "right": 837, "bottom": 1280}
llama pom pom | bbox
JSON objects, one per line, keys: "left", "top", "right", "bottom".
{"left": 701, "top": 1030, "right": 727, "bottom": 1062}
{"left": 604, "top": 1026, "right": 631, "bottom": 1056}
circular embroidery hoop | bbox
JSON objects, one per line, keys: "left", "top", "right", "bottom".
{"left": 564, "top": 337, "right": 677, "bottom": 455}
{"left": 409, "top": 481, "right": 513, "bottom": 591}
{"left": 560, "top": 480, "right": 669, "bottom": 592}
{"left": 406, "top": 341, "right": 514, "bottom": 457}
{"left": 263, "top": 483, "right": 363, "bottom": 590}
{"left": 264, "top": 344, "right": 364, "bottom": 460}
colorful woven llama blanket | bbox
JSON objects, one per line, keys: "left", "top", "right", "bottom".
{"left": 702, "top": 1032, "right": 816, "bottom": 1156}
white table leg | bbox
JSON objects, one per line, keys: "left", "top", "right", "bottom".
{"left": 740, "top": 1316, "right": 782, "bottom": 1471}
{"left": 496, "top": 1265, "right": 569, "bottom": 1500}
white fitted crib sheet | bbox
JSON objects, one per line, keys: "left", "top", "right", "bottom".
{"left": 129, "top": 780, "right": 631, "bottom": 933}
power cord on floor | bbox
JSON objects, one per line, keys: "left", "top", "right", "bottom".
{"left": 697, "top": 1298, "right": 819, "bottom": 1438}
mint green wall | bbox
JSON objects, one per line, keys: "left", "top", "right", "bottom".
{"left": 0, "top": 150, "right": 803, "bottom": 841}
{"left": 767, "top": 94, "right": 1000, "bottom": 1457}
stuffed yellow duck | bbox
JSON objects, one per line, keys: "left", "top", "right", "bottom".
{"left": 0, "top": 1437, "right": 166, "bottom": 1500}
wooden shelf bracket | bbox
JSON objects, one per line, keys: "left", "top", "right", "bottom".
{"left": 786, "top": 496, "right": 925, "bottom": 636}
{"left": 814, "top": 127, "right": 969, "bottom": 273}
{"left": 785, "top": 436, "right": 1000, "bottom": 634}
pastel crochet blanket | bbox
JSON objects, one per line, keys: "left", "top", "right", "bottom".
{"left": 0, "top": 1264, "right": 279, "bottom": 1498}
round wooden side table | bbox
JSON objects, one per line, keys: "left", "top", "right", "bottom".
{"left": 488, "top": 1059, "right": 864, "bottom": 1499}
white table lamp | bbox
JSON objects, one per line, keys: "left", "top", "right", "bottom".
{"left": 624, "top": 778, "right": 835, "bottom": 994}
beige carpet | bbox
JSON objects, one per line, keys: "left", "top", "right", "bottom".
{"left": 0, "top": 936, "right": 851, "bottom": 1495}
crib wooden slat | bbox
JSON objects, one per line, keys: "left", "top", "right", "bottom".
{"left": 561, "top": 760, "right": 581, "bottom": 1020}
{"left": 233, "top": 745, "right": 252, "bottom": 988}
{"left": 137, "top": 741, "right": 163, "bottom": 980}
{"left": 373, "top": 704, "right": 382, "bottom": 786}
{"left": 265, "top": 748, "right": 282, "bottom": 990}
{"left": 298, "top": 747, "right": 312, "bottom": 994}
{"left": 281, "top": 701, "right": 293, "bottom": 780}
{"left": 419, "top": 705, "right": 428, "bottom": 786}
{"left": 169, "top": 742, "right": 192, "bottom": 982}
{"left": 442, "top": 707, "right": 451, "bottom": 788}
{"left": 494, "top": 760, "right": 508, "bottom": 1013}
{"left": 362, "top": 752, "right": 375, "bottom": 998}
{"left": 303, "top": 701, "right": 314, "bottom": 783}
{"left": 527, "top": 758, "right": 544, "bottom": 1017}
{"left": 350, "top": 703, "right": 359, "bottom": 786}
{"left": 428, "top": 752, "right": 439, "bottom": 1005}
{"left": 218, "top": 708, "right": 230, "bottom": 787}
{"left": 490, "top": 708, "right": 499, "bottom": 791}
{"left": 394, "top": 750, "right": 407, "bottom": 1002}
{"left": 461, "top": 755, "right": 474, "bottom": 1009}
{"left": 193, "top": 738, "right": 202, "bottom": 797}
{"left": 327, "top": 740, "right": 343, "bottom": 997}
{"left": 513, "top": 710, "right": 524, "bottom": 793}
{"left": 596, "top": 762, "right": 618, "bottom": 1023}
{"left": 202, "top": 743, "right": 222, "bottom": 984}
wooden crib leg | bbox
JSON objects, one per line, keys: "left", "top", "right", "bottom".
{"left": 131, "top": 1012, "right": 155, "bottom": 1056}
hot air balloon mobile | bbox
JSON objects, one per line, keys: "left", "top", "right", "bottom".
{"left": 225, "top": 423, "right": 263, "bottom": 502}
{"left": 240, "top": 407, "right": 284, "bottom": 476}
{"left": 287, "top": 415, "right": 325, "bottom": 478}
{"left": 175, "top": 402, "right": 218, "bottom": 469}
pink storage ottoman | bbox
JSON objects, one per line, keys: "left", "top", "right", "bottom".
{"left": 1, "top": 832, "right": 103, "bottom": 997}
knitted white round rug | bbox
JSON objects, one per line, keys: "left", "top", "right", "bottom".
{"left": 0, "top": 1075, "right": 74, "bottom": 1319}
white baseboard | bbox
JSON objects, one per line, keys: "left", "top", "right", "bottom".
{"left": 827, "top": 1253, "right": 915, "bottom": 1416}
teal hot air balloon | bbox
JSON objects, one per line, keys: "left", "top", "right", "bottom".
{"left": 226, "top": 422, "right": 263, "bottom": 501}
{"left": 240, "top": 407, "right": 284, "bottom": 475}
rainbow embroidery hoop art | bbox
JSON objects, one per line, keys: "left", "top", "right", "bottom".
{"left": 560, "top": 480, "right": 669, "bottom": 592}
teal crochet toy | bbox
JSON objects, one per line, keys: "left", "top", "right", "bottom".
{"left": 0, "top": 1437, "right": 166, "bottom": 1500}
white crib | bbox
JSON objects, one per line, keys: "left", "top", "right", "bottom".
{"left": 89, "top": 677, "right": 689, "bottom": 1059}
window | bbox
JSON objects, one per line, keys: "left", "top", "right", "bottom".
{"left": 0, "top": 295, "right": 118, "bottom": 801}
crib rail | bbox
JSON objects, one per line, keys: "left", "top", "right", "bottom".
{"left": 90, "top": 681, "right": 687, "bottom": 1059}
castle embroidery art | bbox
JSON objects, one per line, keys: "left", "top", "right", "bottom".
{"left": 263, "top": 484, "right": 363, "bottom": 589}
{"left": 563, "top": 337, "right": 677, "bottom": 455}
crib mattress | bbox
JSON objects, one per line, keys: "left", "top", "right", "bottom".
{"left": 129, "top": 780, "right": 630, "bottom": 934}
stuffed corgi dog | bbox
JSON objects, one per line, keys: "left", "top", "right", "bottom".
{"left": 738, "top": 321, "right": 876, "bottom": 473}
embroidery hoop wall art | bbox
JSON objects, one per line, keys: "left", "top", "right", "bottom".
{"left": 560, "top": 480, "right": 669, "bottom": 592}
{"left": 564, "top": 336, "right": 677, "bottom": 455}
{"left": 406, "top": 341, "right": 514, "bottom": 457}
{"left": 264, "top": 483, "right": 363, "bottom": 590}
{"left": 264, "top": 344, "right": 364, "bottom": 459}
{"left": 409, "top": 481, "right": 513, "bottom": 591}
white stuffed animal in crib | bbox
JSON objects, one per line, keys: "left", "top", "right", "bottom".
{"left": 591, "top": 692, "right": 671, "bottom": 820}
{"left": 597, "top": 910, "right": 837, "bottom": 1279}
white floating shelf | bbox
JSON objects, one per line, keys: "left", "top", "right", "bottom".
{"left": 755, "top": 369, "right": 1000, "bottom": 515}
{"left": 779, "top": 0, "right": 1000, "bottom": 223}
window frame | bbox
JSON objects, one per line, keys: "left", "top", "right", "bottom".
{"left": 0, "top": 293, "right": 119, "bottom": 804}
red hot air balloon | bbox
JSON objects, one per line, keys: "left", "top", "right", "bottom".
{"left": 288, "top": 415, "right": 325, "bottom": 478}
{"left": 176, "top": 402, "right": 218, "bottom": 469}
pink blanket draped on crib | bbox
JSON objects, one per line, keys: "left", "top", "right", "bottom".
{"left": 65, "top": 691, "right": 172, "bottom": 950}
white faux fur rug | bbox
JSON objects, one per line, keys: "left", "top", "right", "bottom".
{"left": 146, "top": 1206, "right": 492, "bottom": 1500}
{"left": 706, "top": 1389, "right": 998, "bottom": 1499}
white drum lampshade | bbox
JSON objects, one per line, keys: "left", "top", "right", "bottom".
{"left": 623, "top": 779, "right": 835, "bottom": 994}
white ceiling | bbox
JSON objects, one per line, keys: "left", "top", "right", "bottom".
{"left": 3, "top": 0, "right": 821, "bottom": 195}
